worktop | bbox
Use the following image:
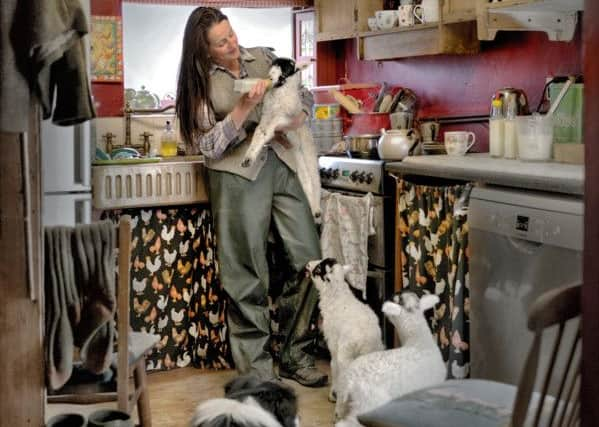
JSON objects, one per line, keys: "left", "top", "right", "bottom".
{"left": 386, "top": 153, "right": 584, "bottom": 196}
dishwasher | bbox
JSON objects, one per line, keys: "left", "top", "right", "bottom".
{"left": 468, "top": 186, "right": 583, "bottom": 391}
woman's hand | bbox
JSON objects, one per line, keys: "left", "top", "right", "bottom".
{"left": 230, "top": 80, "right": 269, "bottom": 129}
{"left": 275, "top": 111, "right": 308, "bottom": 132}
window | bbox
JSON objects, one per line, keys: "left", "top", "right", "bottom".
{"left": 122, "top": 4, "right": 293, "bottom": 102}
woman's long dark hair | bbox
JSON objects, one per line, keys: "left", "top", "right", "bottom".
{"left": 176, "top": 7, "right": 228, "bottom": 146}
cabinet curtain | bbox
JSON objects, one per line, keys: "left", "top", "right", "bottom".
{"left": 396, "top": 179, "right": 472, "bottom": 379}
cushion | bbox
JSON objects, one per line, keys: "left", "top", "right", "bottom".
{"left": 357, "top": 379, "right": 515, "bottom": 427}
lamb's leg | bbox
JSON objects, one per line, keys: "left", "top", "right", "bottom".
{"left": 289, "top": 126, "right": 322, "bottom": 219}
{"left": 241, "top": 115, "right": 290, "bottom": 168}
{"left": 329, "top": 357, "right": 338, "bottom": 403}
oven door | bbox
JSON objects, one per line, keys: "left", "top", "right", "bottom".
{"left": 365, "top": 268, "right": 394, "bottom": 348}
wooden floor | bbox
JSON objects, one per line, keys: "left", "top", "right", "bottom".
{"left": 47, "top": 360, "right": 335, "bottom": 427}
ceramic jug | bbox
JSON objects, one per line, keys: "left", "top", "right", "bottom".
{"left": 377, "top": 128, "right": 419, "bottom": 160}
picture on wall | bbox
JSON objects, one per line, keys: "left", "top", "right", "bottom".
{"left": 90, "top": 15, "right": 123, "bottom": 83}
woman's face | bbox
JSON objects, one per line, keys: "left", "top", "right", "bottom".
{"left": 207, "top": 19, "right": 240, "bottom": 66}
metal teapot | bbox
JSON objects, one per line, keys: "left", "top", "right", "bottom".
{"left": 493, "top": 88, "right": 530, "bottom": 116}
{"left": 377, "top": 128, "right": 420, "bottom": 160}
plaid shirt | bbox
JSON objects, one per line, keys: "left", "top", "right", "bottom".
{"left": 191, "top": 47, "right": 313, "bottom": 159}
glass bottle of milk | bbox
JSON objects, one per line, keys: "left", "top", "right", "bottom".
{"left": 503, "top": 96, "right": 518, "bottom": 159}
{"left": 489, "top": 98, "right": 504, "bottom": 157}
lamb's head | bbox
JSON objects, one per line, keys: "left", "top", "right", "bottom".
{"left": 269, "top": 57, "right": 300, "bottom": 88}
{"left": 306, "top": 258, "right": 352, "bottom": 294}
{"left": 382, "top": 292, "right": 439, "bottom": 343}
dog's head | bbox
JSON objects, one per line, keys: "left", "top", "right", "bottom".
{"left": 224, "top": 375, "right": 299, "bottom": 427}
{"left": 305, "top": 258, "right": 352, "bottom": 293}
{"left": 268, "top": 57, "right": 299, "bottom": 88}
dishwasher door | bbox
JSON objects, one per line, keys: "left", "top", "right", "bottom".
{"left": 469, "top": 186, "right": 583, "bottom": 390}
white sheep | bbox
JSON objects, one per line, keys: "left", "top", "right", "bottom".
{"left": 241, "top": 57, "right": 321, "bottom": 219}
{"left": 334, "top": 292, "right": 446, "bottom": 427}
{"left": 306, "top": 258, "right": 385, "bottom": 403}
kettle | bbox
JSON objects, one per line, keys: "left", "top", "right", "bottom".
{"left": 377, "top": 128, "right": 420, "bottom": 160}
{"left": 493, "top": 88, "right": 530, "bottom": 116}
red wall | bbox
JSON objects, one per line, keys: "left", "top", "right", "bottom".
{"left": 322, "top": 27, "right": 582, "bottom": 152}
{"left": 91, "top": 0, "right": 124, "bottom": 117}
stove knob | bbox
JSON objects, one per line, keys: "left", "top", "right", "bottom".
{"left": 358, "top": 172, "right": 366, "bottom": 183}
{"left": 319, "top": 167, "right": 325, "bottom": 178}
{"left": 350, "top": 171, "right": 360, "bottom": 182}
{"left": 365, "top": 172, "right": 374, "bottom": 184}
{"left": 332, "top": 168, "right": 340, "bottom": 179}
{"left": 327, "top": 168, "right": 334, "bottom": 179}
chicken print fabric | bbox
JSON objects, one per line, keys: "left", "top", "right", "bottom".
{"left": 104, "top": 206, "right": 233, "bottom": 371}
{"left": 396, "top": 180, "right": 472, "bottom": 379}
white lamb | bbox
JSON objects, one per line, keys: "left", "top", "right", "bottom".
{"left": 241, "top": 57, "right": 321, "bottom": 219}
{"left": 306, "top": 258, "right": 385, "bottom": 403}
{"left": 334, "top": 292, "right": 446, "bottom": 427}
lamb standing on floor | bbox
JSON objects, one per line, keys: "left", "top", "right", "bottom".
{"left": 334, "top": 292, "right": 446, "bottom": 427}
{"left": 306, "top": 258, "right": 385, "bottom": 403}
{"left": 240, "top": 57, "right": 321, "bottom": 219}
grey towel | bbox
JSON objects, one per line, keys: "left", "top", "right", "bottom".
{"left": 72, "top": 220, "right": 116, "bottom": 374}
{"left": 44, "top": 226, "right": 80, "bottom": 390}
{"left": 44, "top": 220, "right": 116, "bottom": 389}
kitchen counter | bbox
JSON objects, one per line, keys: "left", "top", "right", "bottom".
{"left": 386, "top": 153, "right": 584, "bottom": 196}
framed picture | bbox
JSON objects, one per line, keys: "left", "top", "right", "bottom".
{"left": 90, "top": 15, "right": 123, "bottom": 83}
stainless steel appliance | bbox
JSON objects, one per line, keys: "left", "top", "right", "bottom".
{"left": 469, "top": 186, "right": 583, "bottom": 392}
{"left": 318, "top": 155, "right": 396, "bottom": 347}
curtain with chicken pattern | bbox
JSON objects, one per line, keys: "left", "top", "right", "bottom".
{"left": 397, "top": 179, "right": 472, "bottom": 380}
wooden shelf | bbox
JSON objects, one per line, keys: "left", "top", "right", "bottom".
{"left": 357, "top": 20, "right": 479, "bottom": 60}
{"left": 476, "top": 0, "right": 584, "bottom": 42}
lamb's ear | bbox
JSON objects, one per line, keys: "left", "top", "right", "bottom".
{"left": 420, "top": 294, "right": 440, "bottom": 312}
{"left": 295, "top": 62, "right": 310, "bottom": 72}
{"left": 382, "top": 301, "right": 402, "bottom": 317}
{"left": 342, "top": 264, "right": 352, "bottom": 277}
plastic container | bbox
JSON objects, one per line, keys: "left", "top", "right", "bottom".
{"left": 160, "top": 121, "right": 177, "bottom": 157}
{"left": 489, "top": 98, "right": 505, "bottom": 157}
{"left": 516, "top": 114, "right": 554, "bottom": 162}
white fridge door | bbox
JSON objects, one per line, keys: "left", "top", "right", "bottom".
{"left": 41, "top": 120, "right": 92, "bottom": 193}
{"left": 43, "top": 193, "right": 92, "bottom": 227}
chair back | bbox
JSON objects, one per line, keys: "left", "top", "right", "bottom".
{"left": 511, "top": 282, "right": 582, "bottom": 427}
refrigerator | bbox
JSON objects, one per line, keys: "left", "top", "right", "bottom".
{"left": 41, "top": 0, "right": 93, "bottom": 227}
{"left": 41, "top": 120, "right": 93, "bottom": 226}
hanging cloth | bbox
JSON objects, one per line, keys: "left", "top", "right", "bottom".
{"left": 320, "top": 189, "right": 375, "bottom": 298}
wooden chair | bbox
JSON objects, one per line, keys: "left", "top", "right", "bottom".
{"left": 357, "top": 282, "right": 582, "bottom": 427}
{"left": 47, "top": 216, "right": 159, "bottom": 426}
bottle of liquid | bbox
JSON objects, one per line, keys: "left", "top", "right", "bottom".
{"left": 160, "top": 121, "right": 177, "bottom": 157}
{"left": 489, "top": 98, "right": 504, "bottom": 158}
{"left": 503, "top": 95, "right": 518, "bottom": 159}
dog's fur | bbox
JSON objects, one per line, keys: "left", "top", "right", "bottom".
{"left": 241, "top": 57, "right": 321, "bottom": 219}
{"left": 334, "top": 292, "right": 446, "bottom": 427}
{"left": 306, "top": 258, "right": 384, "bottom": 403}
{"left": 189, "top": 375, "right": 299, "bottom": 427}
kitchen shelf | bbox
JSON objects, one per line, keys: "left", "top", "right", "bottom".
{"left": 476, "top": 0, "right": 584, "bottom": 42}
{"left": 357, "top": 20, "right": 479, "bottom": 60}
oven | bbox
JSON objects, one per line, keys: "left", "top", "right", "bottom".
{"left": 318, "top": 156, "right": 396, "bottom": 347}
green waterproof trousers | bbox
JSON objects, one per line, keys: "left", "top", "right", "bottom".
{"left": 207, "top": 150, "right": 321, "bottom": 378}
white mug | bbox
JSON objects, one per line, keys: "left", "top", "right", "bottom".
{"left": 444, "top": 131, "right": 475, "bottom": 156}
{"left": 418, "top": 0, "right": 440, "bottom": 23}
{"left": 398, "top": 5, "right": 423, "bottom": 27}
{"left": 367, "top": 17, "right": 379, "bottom": 31}
{"left": 375, "top": 10, "right": 398, "bottom": 30}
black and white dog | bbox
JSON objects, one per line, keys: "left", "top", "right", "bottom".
{"left": 189, "top": 375, "right": 300, "bottom": 427}
{"left": 241, "top": 57, "right": 321, "bottom": 220}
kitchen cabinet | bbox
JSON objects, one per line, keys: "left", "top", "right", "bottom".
{"left": 315, "top": 0, "right": 383, "bottom": 42}
{"left": 356, "top": 0, "right": 479, "bottom": 60}
{"left": 476, "top": 0, "right": 584, "bottom": 42}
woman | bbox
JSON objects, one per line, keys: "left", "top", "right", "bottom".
{"left": 176, "top": 7, "right": 326, "bottom": 387}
